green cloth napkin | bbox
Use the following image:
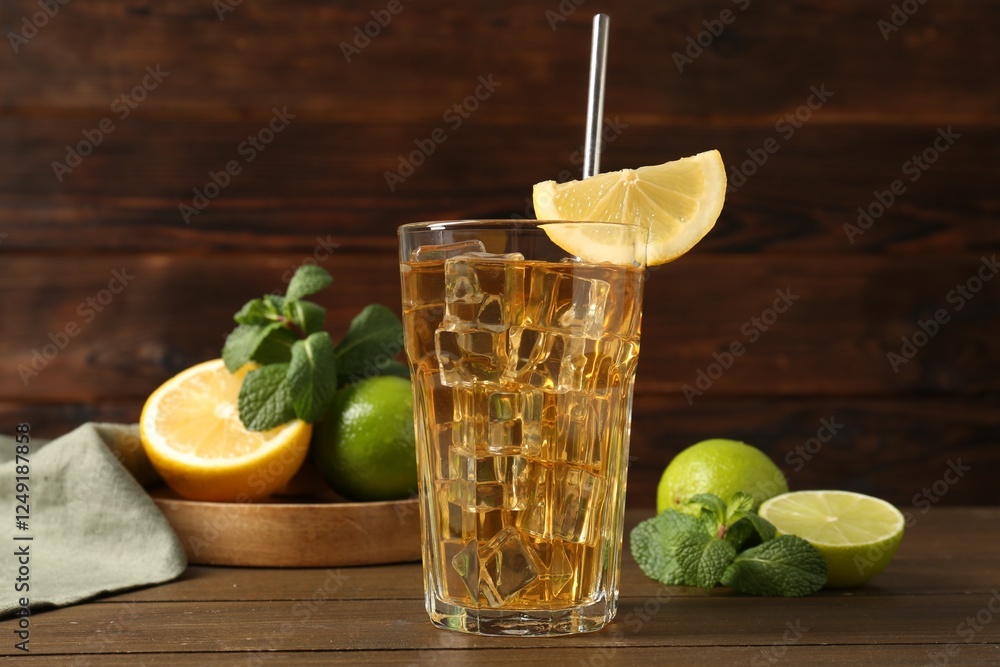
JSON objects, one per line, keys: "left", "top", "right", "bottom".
{"left": 0, "top": 423, "right": 186, "bottom": 617}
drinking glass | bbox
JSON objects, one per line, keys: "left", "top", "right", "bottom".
{"left": 398, "top": 220, "right": 646, "bottom": 636}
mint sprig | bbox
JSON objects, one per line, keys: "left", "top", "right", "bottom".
{"left": 221, "top": 265, "right": 407, "bottom": 431}
{"left": 630, "top": 492, "right": 827, "bottom": 596}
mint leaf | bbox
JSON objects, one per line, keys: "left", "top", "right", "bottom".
{"left": 222, "top": 322, "right": 282, "bottom": 372}
{"left": 286, "top": 299, "right": 326, "bottom": 335}
{"left": 630, "top": 510, "right": 701, "bottom": 585}
{"left": 721, "top": 535, "right": 827, "bottom": 597}
{"left": 287, "top": 332, "right": 337, "bottom": 422}
{"left": 234, "top": 298, "right": 277, "bottom": 325}
{"left": 743, "top": 512, "right": 778, "bottom": 542}
{"left": 237, "top": 363, "right": 295, "bottom": 431}
{"left": 250, "top": 327, "right": 298, "bottom": 365}
{"left": 286, "top": 265, "right": 332, "bottom": 301}
{"left": 334, "top": 304, "right": 404, "bottom": 385}
{"left": 726, "top": 491, "right": 755, "bottom": 518}
{"left": 720, "top": 492, "right": 767, "bottom": 548}
{"left": 264, "top": 294, "right": 285, "bottom": 312}
{"left": 688, "top": 493, "right": 727, "bottom": 527}
{"left": 675, "top": 530, "right": 738, "bottom": 591}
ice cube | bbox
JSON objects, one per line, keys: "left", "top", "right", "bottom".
{"left": 435, "top": 328, "right": 506, "bottom": 386}
{"left": 475, "top": 455, "right": 529, "bottom": 510}
{"left": 446, "top": 539, "right": 480, "bottom": 601}
{"left": 481, "top": 527, "right": 540, "bottom": 607}
{"left": 530, "top": 540, "right": 574, "bottom": 598}
{"left": 504, "top": 326, "right": 550, "bottom": 386}
{"left": 518, "top": 464, "right": 605, "bottom": 543}
{"left": 555, "top": 335, "right": 593, "bottom": 393}
{"left": 551, "top": 466, "right": 605, "bottom": 543}
{"left": 436, "top": 480, "right": 476, "bottom": 541}
{"left": 554, "top": 393, "right": 610, "bottom": 467}
{"left": 485, "top": 389, "right": 543, "bottom": 456}
{"left": 526, "top": 266, "right": 610, "bottom": 339}
{"left": 412, "top": 239, "right": 486, "bottom": 263}
{"left": 477, "top": 507, "right": 505, "bottom": 543}
{"left": 443, "top": 252, "right": 525, "bottom": 333}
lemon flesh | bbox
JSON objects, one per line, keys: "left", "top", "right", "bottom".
{"left": 533, "top": 150, "right": 726, "bottom": 266}
{"left": 139, "top": 359, "right": 311, "bottom": 502}
{"left": 759, "top": 490, "right": 905, "bottom": 588}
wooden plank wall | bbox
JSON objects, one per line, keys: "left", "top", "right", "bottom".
{"left": 1, "top": 0, "right": 997, "bottom": 507}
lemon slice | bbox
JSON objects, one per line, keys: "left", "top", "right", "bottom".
{"left": 759, "top": 490, "right": 905, "bottom": 588}
{"left": 532, "top": 150, "right": 726, "bottom": 266}
{"left": 139, "top": 359, "right": 312, "bottom": 502}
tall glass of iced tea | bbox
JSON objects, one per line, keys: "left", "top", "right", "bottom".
{"left": 399, "top": 220, "right": 646, "bottom": 636}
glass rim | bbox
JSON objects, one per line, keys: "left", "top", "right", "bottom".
{"left": 397, "top": 219, "right": 645, "bottom": 235}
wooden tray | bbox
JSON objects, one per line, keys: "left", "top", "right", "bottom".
{"left": 150, "top": 481, "right": 422, "bottom": 567}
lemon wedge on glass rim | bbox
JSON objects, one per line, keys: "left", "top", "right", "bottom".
{"left": 532, "top": 149, "right": 726, "bottom": 266}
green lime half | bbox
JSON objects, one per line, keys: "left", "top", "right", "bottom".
{"left": 760, "top": 490, "right": 905, "bottom": 588}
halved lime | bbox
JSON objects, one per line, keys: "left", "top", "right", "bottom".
{"left": 759, "top": 490, "right": 905, "bottom": 588}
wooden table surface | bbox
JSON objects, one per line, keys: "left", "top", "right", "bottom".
{"left": 4, "top": 507, "right": 999, "bottom": 666}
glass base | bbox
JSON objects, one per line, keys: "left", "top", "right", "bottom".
{"left": 427, "top": 594, "right": 616, "bottom": 636}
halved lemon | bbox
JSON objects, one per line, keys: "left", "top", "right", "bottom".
{"left": 139, "top": 359, "right": 311, "bottom": 502}
{"left": 759, "top": 490, "right": 905, "bottom": 588}
{"left": 532, "top": 150, "right": 726, "bottom": 266}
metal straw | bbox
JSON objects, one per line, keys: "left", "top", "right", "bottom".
{"left": 582, "top": 14, "right": 610, "bottom": 179}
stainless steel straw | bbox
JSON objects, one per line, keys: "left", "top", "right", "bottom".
{"left": 582, "top": 14, "right": 610, "bottom": 179}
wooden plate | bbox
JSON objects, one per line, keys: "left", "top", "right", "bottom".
{"left": 150, "top": 479, "right": 422, "bottom": 567}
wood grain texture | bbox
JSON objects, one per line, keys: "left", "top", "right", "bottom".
{"left": 1, "top": 122, "right": 997, "bottom": 253}
{"left": 0, "top": 0, "right": 997, "bottom": 502}
{"left": 10, "top": 646, "right": 1000, "bottom": 667}
{"left": 2, "top": 395, "right": 997, "bottom": 507}
{"left": 1, "top": 509, "right": 997, "bottom": 662}
{"left": 151, "top": 491, "right": 421, "bottom": 567}
{"left": 1, "top": 1, "right": 997, "bottom": 123}
{"left": 97, "top": 508, "right": 1000, "bottom": 603}
{"left": 2, "top": 253, "right": 998, "bottom": 398}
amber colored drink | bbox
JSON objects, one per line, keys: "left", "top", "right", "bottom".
{"left": 399, "top": 221, "right": 645, "bottom": 636}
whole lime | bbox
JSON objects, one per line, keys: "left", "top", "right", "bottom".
{"left": 656, "top": 438, "right": 788, "bottom": 514}
{"left": 313, "top": 376, "right": 417, "bottom": 502}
